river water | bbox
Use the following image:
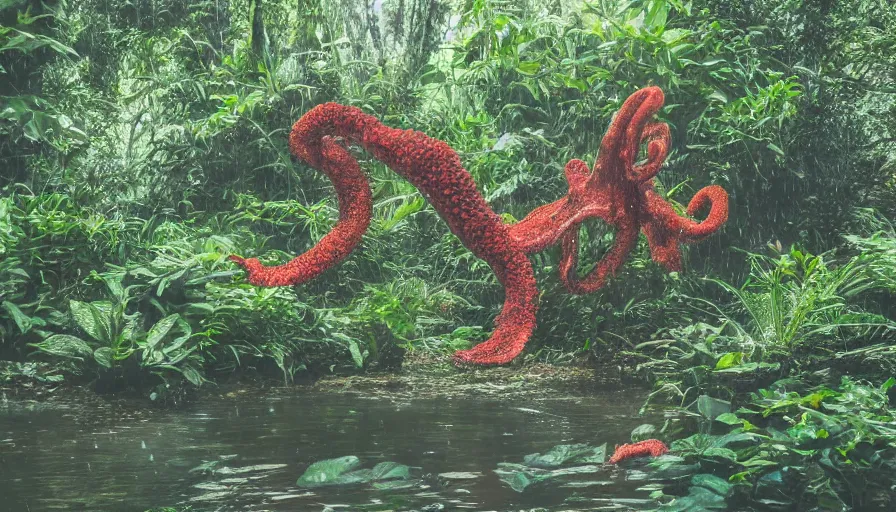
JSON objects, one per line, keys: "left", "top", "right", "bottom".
{"left": 1, "top": 388, "right": 660, "bottom": 511}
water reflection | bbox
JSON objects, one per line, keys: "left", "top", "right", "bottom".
{"left": 0, "top": 389, "right": 656, "bottom": 510}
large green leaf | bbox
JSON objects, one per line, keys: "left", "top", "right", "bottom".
{"left": 146, "top": 314, "right": 180, "bottom": 349}
{"left": 1, "top": 301, "right": 32, "bottom": 334}
{"left": 523, "top": 443, "right": 606, "bottom": 468}
{"left": 631, "top": 424, "right": 658, "bottom": 442}
{"left": 296, "top": 456, "right": 362, "bottom": 487}
{"left": 494, "top": 462, "right": 601, "bottom": 492}
{"left": 697, "top": 395, "right": 731, "bottom": 420}
{"left": 69, "top": 300, "right": 109, "bottom": 343}
{"left": 93, "top": 347, "right": 113, "bottom": 368}
{"left": 295, "top": 457, "right": 417, "bottom": 488}
{"left": 348, "top": 339, "right": 364, "bottom": 368}
{"left": 31, "top": 334, "right": 93, "bottom": 360}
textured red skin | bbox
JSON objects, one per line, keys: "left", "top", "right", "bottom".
{"left": 230, "top": 87, "right": 729, "bottom": 365}
{"left": 608, "top": 439, "right": 669, "bottom": 464}
{"left": 509, "top": 87, "right": 728, "bottom": 293}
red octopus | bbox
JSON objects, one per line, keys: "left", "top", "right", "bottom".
{"left": 230, "top": 87, "right": 729, "bottom": 365}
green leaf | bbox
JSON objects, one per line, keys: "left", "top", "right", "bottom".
{"left": 714, "top": 352, "right": 744, "bottom": 370}
{"left": 296, "top": 456, "right": 362, "bottom": 487}
{"left": 494, "top": 462, "right": 600, "bottom": 493}
{"left": 146, "top": 314, "right": 180, "bottom": 349}
{"left": 1, "top": 301, "right": 32, "bottom": 334}
{"left": 348, "top": 339, "right": 364, "bottom": 368}
{"left": 93, "top": 347, "right": 113, "bottom": 368}
{"left": 740, "top": 457, "right": 778, "bottom": 467}
{"left": 631, "top": 424, "right": 658, "bottom": 442}
{"left": 31, "top": 334, "right": 93, "bottom": 360}
{"left": 702, "top": 447, "right": 738, "bottom": 461}
{"left": 368, "top": 461, "right": 413, "bottom": 481}
{"left": 69, "top": 300, "right": 107, "bottom": 342}
{"left": 381, "top": 197, "right": 424, "bottom": 231}
{"left": 523, "top": 443, "right": 606, "bottom": 467}
{"left": 707, "top": 90, "right": 729, "bottom": 103}
{"left": 697, "top": 395, "right": 731, "bottom": 420}
{"left": 516, "top": 61, "right": 540, "bottom": 75}
{"left": 714, "top": 413, "right": 742, "bottom": 425}
{"left": 692, "top": 473, "right": 732, "bottom": 497}
{"left": 181, "top": 365, "right": 203, "bottom": 386}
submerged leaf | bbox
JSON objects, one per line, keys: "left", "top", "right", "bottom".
{"left": 523, "top": 443, "right": 606, "bottom": 467}
{"left": 494, "top": 462, "right": 600, "bottom": 492}
{"left": 296, "top": 457, "right": 417, "bottom": 488}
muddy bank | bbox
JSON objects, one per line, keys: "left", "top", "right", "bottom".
{"left": 2, "top": 352, "right": 637, "bottom": 407}
{"left": 302, "top": 353, "right": 630, "bottom": 399}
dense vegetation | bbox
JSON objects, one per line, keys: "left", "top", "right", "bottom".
{"left": 2, "top": 0, "right": 896, "bottom": 509}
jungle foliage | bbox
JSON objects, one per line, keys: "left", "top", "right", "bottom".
{"left": 2, "top": 0, "right": 896, "bottom": 509}
{"left": 1, "top": 0, "right": 894, "bottom": 383}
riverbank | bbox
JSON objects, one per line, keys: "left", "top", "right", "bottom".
{"left": 1, "top": 351, "right": 638, "bottom": 409}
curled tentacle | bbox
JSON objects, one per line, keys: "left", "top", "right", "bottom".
{"left": 620, "top": 87, "right": 666, "bottom": 173}
{"left": 682, "top": 185, "right": 729, "bottom": 241}
{"left": 229, "top": 136, "right": 372, "bottom": 286}
{"left": 592, "top": 86, "right": 666, "bottom": 186}
{"left": 640, "top": 185, "right": 729, "bottom": 270}
{"left": 630, "top": 121, "right": 670, "bottom": 183}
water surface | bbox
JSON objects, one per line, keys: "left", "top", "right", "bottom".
{"left": 1, "top": 388, "right": 659, "bottom": 511}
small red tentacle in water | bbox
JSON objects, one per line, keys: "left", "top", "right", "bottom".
{"left": 608, "top": 439, "right": 670, "bottom": 464}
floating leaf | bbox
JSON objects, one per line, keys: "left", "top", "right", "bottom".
{"left": 523, "top": 443, "right": 606, "bottom": 467}
{"left": 438, "top": 472, "right": 482, "bottom": 480}
{"left": 296, "top": 456, "right": 361, "bottom": 487}
{"left": 296, "top": 457, "right": 416, "bottom": 488}
{"left": 368, "top": 461, "right": 413, "bottom": 481}
{"left": 494, "top": 462, "right": 600, "bottom": 492}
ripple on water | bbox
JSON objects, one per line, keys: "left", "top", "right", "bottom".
{"left": 0, "top": 388, "right": 659, "bottom": 511}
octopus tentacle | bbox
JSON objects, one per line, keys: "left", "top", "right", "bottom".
{"left": 559, "top": 224, "right": 640, "bottom": 295}
{"left": 234, "top": 102, "right": 538, "bottom": 366}
{"left": 630, "top": 121, "right": 671, "bottom": 183}
{"left": 683, "top": 185, "right": 730, "bottom": 241}
{"left": 229, "top": 136, "right": 372, "bottom": 286}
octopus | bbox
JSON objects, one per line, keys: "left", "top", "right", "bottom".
{"left": 229, "top": 86, "right": 729, "bottom": 366}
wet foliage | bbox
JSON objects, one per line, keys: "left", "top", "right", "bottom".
{"left": 1, "top": 0, "right": 896, "bottom": 510}
{"left": 643, "top": 376, "right": 896, "bottom": 510}
{"left": 1, "top": 0, "right": 894, "bottom": 394}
